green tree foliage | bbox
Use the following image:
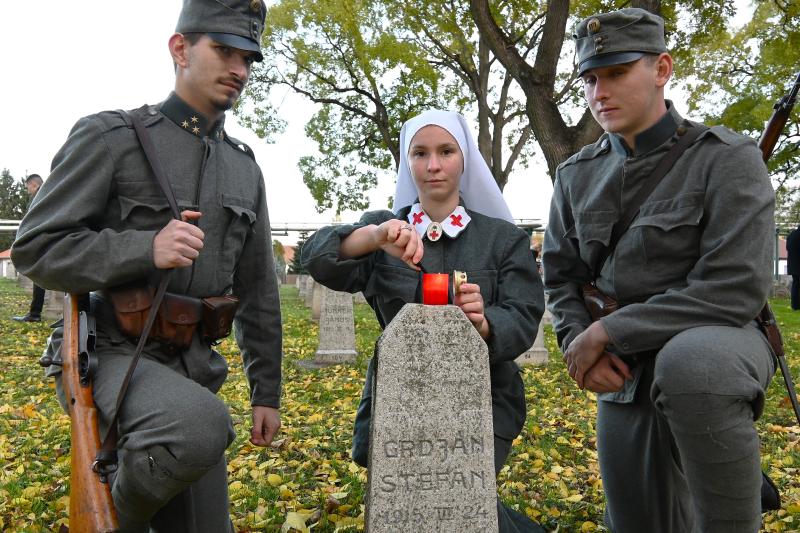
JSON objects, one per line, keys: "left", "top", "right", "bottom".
{"left": 247, "top": 0, "right": 442, "bottom": 213}
{"left": 0, "top": 169, "right": 29, "bottom": 251}
{"left": 247, "top": 0, "right": 798, "bottom": 212}
{"left": 677, "top": 0, "right": 800, "bottom": 223}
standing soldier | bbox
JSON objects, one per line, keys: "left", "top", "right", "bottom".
{"left": 542, "top": 8, "right": 776, "bottom": 533}
{"left": 12, "top": 174, "right": 46, "bottom": 323}
{"left": 11, "top": 0, "right": 282, "bottom": 531}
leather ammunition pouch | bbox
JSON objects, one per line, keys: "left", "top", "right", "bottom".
{"left": 108, "top": 281, "right": 238, "bottom": 350}
{"left": 201, "top": 295, "right": 239, "bottom": 343}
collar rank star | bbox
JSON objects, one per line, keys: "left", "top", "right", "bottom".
{"left": 407, "top": 204, "right": 471, "bottom": 242}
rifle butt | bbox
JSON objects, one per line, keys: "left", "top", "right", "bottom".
{"left": 62, "top": 293, "right": 119, "bottom": 532}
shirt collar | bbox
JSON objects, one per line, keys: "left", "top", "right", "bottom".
{"left": 160, "top": 92, "right": 226, "bottom": 140}
{"left": 407, "top": 203, "right": 472, "bottom": 240}
{"left": 609, "top": 100, "right": 683, "bottom": 157}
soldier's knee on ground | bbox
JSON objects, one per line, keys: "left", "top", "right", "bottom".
{"left": 113, "top": 445, "right": 225, "bottom": 531}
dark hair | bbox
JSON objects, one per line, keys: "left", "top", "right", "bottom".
{"left": 25, "top": 174, "right": 42, "bottom": 184}
{"left": 183, "top": 32, "right": 203, "bottom": 46}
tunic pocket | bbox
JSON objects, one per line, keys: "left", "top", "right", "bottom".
{"left": 631, "top": 193, "right": 704, "bottom": 263}
{"left": 220, "top": 194, "right": 257, "bottom": 274}
{"left": 575, "top": 210, "right": 616, "bottom": 246}
{"left": 117, "top": 195, "right": 195, "bottom": 231}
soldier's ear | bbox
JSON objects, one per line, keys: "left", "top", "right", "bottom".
{"left": 654, "top": 52, "right": 673, "bottom": 88}
{"left": 169, "top": 33, "right": 190, "bottom": 69}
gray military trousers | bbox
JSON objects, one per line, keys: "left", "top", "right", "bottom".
{"left": 597, "top": 324, "right": 775, "bottom": 533}
{"left": 54, "top": 332, "right": 236, "bottom": 533}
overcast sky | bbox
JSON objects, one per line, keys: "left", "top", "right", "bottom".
{"left": 1, "top": 1, "right": 750, "bottom": 244}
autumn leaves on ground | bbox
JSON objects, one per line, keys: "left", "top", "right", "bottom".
{"left": 1, "top": 278, "right": 800, "bottom": 532}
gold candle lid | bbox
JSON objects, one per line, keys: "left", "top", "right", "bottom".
{"left": 453, "top": 270, "right": 468, "bottom": 294}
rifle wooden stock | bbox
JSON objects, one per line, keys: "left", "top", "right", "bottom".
{"left": 62, "top": 293, "right": 118, "bottom": 532}
{"left": 758, "top": 72, "right": 800, "bottom": 162}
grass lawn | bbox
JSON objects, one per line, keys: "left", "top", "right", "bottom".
{"left": 1, "top": 278, "right": 799, "bottom": 531}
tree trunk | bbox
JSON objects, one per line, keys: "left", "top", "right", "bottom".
{"left": 470, "top": 0, "right": 603, "bottom": 181}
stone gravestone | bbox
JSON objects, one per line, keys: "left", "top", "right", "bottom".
{"left": 515, "top": 318, "right": 548, "bottom": 366}
{"left": 18, "top": 274, "right": 33, "bottom": 291}
{"left": 367, "top": 304, "right": 498, "bottom": 532}
{"left": 354, "top": 291, "right": 368, "bottom": 305}
{"left": 311, "top": 282, "right": 324, "bottom": 321}
{"left": 298, "top": 274, "right": 308, "bottom": 299}
{"left": 42, "top": 291, "right": 64, "bottom": 321}
{"left": 304, "top": 277, "right": 316, "bottom": 307}
{"left": 297, "top": 287, "right": 357, "bottom": 369}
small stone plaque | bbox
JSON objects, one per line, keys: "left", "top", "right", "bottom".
{"left": 516, "top": 319, "right": 548, "bottom": 366}
{"left": 298, "top": 287, "right": 357, "bottom": 369}
{"left": 366, "top": 304, "right": 498, "bottom": 532}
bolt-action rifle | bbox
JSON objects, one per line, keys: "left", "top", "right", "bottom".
{"left": 41, "top": 294, "right": 118, "bottom": 532}
{"left": 756, "top": 72, "right": 800, "bottom": 426}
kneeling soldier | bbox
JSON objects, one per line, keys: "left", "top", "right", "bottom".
{"left": 543, "top": 8, "right": 776, "bottom": 533}
{"left": 11, "top": 0, "right": 282, "bottom": 530}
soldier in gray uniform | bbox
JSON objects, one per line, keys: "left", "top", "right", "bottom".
{"left": 11, "top": 1, "right": 282, "bottom": 531}
{"left": 542, "top": 8, "right": 775, "bottom": 533}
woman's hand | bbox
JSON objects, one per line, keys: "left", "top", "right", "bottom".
{"left": 373, "top": 219, "right": 424, "bottom": 269}
{"left": 454, "top": 282, "right": 490, "bottom": 339}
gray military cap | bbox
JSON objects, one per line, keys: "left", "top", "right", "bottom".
{"left": 573, "top": 8, "right": 667, "bottom": 76}
{"left": 175, "top": 0, "right": 267, "bottom": 61}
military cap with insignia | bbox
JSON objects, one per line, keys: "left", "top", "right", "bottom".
{"left": 175, "top": 0, "right": 267, "bottom": 61}
{"left": 573, "top": 7, "right": 667, "bottom": 76}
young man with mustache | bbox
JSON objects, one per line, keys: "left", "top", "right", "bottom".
{"left": 12, "top": 0, "right": 282, "bottom": 530}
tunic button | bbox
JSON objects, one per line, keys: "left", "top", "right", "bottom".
{"left": 622, "top": 343, "right": 630, "bottom": 350}
{"left": 596, "top": 45, "right": 604, "bottom": 53}
{"left": 148, "top": 107, "right": 158, "bottom": 116}
{"left": 676, "top": 125, "right": 687, "bottom": 136}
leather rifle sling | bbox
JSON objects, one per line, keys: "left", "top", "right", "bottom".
{"left": 93, "top": 110, "right": 183, "bottom": 475}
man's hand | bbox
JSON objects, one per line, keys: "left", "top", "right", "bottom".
{"left": 583, "top": 353, "right": 633, "bottom": 393}
{"left": 250, "top": 406, "right": 281, "bottom": 447}
{"left": 563, "top": 320, "right": 612, "bottom": 389}
{"left": 374, "top": 219, "right": 423, "bottom": 269}
{"left": 454, "top": 282, "right": 490, "bottom": 339}
{"left": 153, "top": 210, "right": 204, "bottom": 269}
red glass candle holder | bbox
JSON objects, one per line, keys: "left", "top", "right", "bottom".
{"left": 422, "top": 273, "right": 449, "bottom": 305}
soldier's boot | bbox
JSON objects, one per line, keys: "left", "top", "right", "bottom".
{"left": 112, "top": 445, "right": 224, "bottom": 533}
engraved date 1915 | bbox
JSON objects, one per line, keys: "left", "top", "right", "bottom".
{"left": 375, "top": 505, "right": 490, "bottom": 524}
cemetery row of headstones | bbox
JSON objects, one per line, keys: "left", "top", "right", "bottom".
{"left": 294, "top": 274, "right": 551, "bottom": 369}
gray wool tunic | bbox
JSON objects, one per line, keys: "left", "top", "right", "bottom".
{"left": 11, "top": 93, "right": 282, "bottom": 408}
{"left": 301, "top": 206, "right": 545, "bottom": 440}
{"left": 542, "top": 102, "right": 774, "bottom": 368}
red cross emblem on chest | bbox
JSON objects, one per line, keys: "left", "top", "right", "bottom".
{"left": 429, "top": 230, "right": 439, "bottom": 239}
{"left": 449, "top": 214, "right": 463, "bottom": 227}
{"left": 412, "top": 212, "right": 424, "bottom": 224}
